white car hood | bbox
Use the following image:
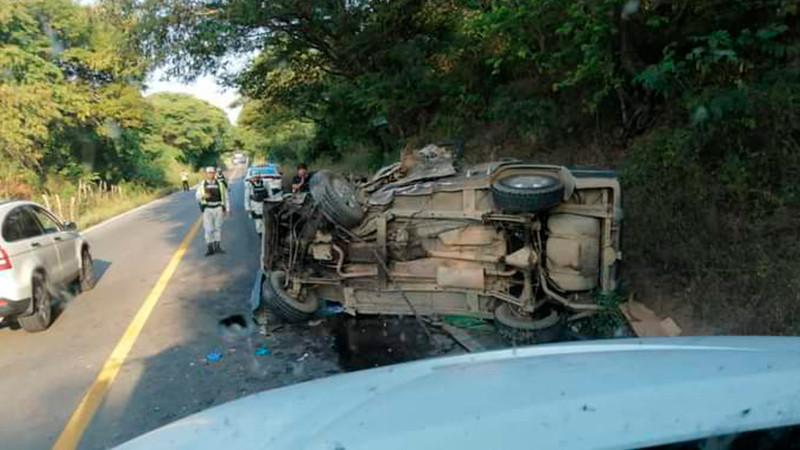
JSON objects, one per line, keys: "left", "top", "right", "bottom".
{"left": 117, "top": 337, "right": 800, "bottom": 450}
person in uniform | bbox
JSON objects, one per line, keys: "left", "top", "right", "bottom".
{"left": 196, "top": 167, "right": 230, "bottom": 256}
{"left": 245, "top": 176, "right": 268, "bottom": 236}
{"left": 216, "top": 167, "right": 228, "bottom": 189}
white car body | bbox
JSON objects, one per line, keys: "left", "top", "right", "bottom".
{"left": 0, "top": 201, "right": 90, "bottom": 331}
{"left": 118, "top": 337, "right": 800, "bottom": 450}
{"left": 244, "top": 165, "right": 282, "bottom": 212}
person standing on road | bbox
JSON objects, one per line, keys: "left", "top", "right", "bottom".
{"left": 216, "top": 167, "right": 228, "bottom": 190}
{"left": 245, "top": 177, "right": 268, "bottom": 236}
{"left": 196, "top": 167, "right": 230, "bottom": 256}
{"left": 181, "top": 171, "right": 190, "bottom": 191}
{"left": 291, "top": 164, "right": 310, "bottom": 193}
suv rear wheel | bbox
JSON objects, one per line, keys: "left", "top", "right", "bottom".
{"left": 79, "top": 248, "right": 95, "bottom": 292}
{"left": 19, "top": 275, "right": 52, "bottom": 333}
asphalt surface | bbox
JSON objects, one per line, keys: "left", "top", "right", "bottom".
{"left": 0, "top": 167, "right": 343, "bottom": 449}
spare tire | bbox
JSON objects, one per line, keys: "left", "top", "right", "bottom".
{"left": 494, "top": 303, "right": 563, "bottom": 345}
{"left": 491, "top": 173, "right": 563, "bottom": 213}
{"left": 262, "top": 271, "right": 319, "bottom": 322}
{"left": 310, "top": 170, "right": 364, "bottom": 227}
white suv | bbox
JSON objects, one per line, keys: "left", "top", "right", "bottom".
{"left": 0, "top": 201, "right": 94, "bottom": 332}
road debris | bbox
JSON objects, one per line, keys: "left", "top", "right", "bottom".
{"left": 440, "top": 324, "right": 486, "bottom": 353}
{"left": 620, "top": 300, "right": 682, "bottom": 337}
{"left": 218, "top": 314, "right": 252, "bottom": 341}
{"left": 254, "top": 347, "right": 271, "bottom": 356}
{"left": 297, "top": 352, "right": 310, "bottom": 362}
{"left": 206, "top": 352, "right": 223, "bottom": 362}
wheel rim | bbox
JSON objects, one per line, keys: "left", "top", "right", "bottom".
{"left": 499, "top": 175, "right": 558, "bottom": 190}
{"left": 36, "top": 282, "right": 51, "bottom": 324}
{"left": 332, "top": 178, "right": 358, "bottom": 209}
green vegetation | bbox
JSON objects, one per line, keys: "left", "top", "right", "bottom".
{"left": 3, "top": 0, "right": 799, "bottom": 334}
{"left": 236, "top": 99, "right": 315, "bottom": 166}
{"left": 127, "top": 0, "right": 800, "bottom": 334}
{"left": 0, "top": 0, "right": 232, "bottom": 228}
{"left": 143, "top": 92, "right": 234, "bottom": 183}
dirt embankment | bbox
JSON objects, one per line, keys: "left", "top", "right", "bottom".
{"left": 458, "top": 139, "right": 800, "bottom": 338}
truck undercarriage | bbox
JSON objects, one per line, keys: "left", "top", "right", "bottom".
{"left": 259, "top": 145, "right": 622, "bottom": 344}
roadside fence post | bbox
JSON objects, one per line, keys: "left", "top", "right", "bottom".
{"left": 55, "top": 194, "right": 63, "bottom": 220}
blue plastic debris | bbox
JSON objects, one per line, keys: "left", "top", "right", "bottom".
{"left": 254, "top": 347, "right": 271, "bottom": 356}
{"left": 316, "top": 302, "right": 345, "bottom": 318}
{"left": 206, "top": 352, "right": 223, "bottom": 362}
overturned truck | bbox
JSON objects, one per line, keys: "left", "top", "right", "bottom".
{"left": 259, "top": 145, "right": 622, "bottom": 343}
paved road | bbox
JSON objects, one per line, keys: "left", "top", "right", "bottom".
{"left": 0, "top": 167, "right": 342, "bottom": 449}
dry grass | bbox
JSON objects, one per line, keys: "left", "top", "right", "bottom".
{"left": 75, "top": 187, "right": 174, "bottom": 230}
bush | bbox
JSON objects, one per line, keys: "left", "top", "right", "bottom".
{"left": 623, "top": 76, "right": 800, "bottom": 334}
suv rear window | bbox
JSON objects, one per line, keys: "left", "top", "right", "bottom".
{"left": 30, "top": 206, "right": 62, "bottom": 234}
{"left": 2, "top": 207, "right": 44, "bottom": 242}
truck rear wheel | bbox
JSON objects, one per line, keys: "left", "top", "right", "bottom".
{"left": 494, "top": 303, "right": 562, "bottom": 345}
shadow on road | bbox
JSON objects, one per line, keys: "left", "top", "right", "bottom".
{"left": 78, "top": 171, "right": 340, "bottom": 448}
{"left": 78, "top": 170, "right": 471, "bottom": 448}
{"left": 0, "top": 259, "right": 113, "bottom": 333}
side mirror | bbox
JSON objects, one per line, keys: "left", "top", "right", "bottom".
{"left": 63, "top": 222, "right": 78, "bottom": 231}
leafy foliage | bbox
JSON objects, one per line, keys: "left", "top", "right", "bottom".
{"left": 124, "top": 0, "right": 800, "bottom": 333}
{"left": 0, "top": 0, "right": 232, "bottom": 198}
{"left": 145, "top": 92, "right": 234, "bottom": 169}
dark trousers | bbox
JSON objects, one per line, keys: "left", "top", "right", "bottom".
{"left": 182, "top": 181, "right": 189, "bottom": 191}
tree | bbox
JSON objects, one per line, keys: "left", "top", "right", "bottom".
{"left": 0, "top": 0, "right": 153, "bottom": 192}
{"left": 145, "top": 92, "right": 234, "bottom": 168}
{"left": 236, "top": 98, "right": 315, "bottom": 164}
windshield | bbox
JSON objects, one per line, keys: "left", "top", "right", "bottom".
{"left": 249, "top": 166, "right": 280, "bottom": 177}
{"left": 1, "top": 1, "right": 798, "bottom": 449}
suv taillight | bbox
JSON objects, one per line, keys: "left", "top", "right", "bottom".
{"left": 0, "top": 246, "right": 11, "bottom": 271}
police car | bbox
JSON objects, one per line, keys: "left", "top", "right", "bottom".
{"left": 244, "top": 165, "right": 282, "bottom": 197}
{"left": 244, "top": 164, "right": 283, "bottom": 235}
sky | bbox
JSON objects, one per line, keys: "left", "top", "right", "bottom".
{"left": 143, "top": 72, "right": 242, "bottom": 125}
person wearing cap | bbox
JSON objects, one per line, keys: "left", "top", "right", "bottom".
{"left": 196, "top": 167, "right": 230, "bottom": 256}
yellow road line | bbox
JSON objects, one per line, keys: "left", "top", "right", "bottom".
{"left": 53, "top": 218, "right": 202, "bottom": 450}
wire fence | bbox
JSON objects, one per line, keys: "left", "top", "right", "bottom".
{"left": 41, "top": 180, "right": 127, "bottom": 223}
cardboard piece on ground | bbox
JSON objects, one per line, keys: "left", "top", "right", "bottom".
{"left": 659, "top": 317, "right": 682, "bottom": 337}
{"left": 620, "top": 300, "right": 682, "bottom": 337}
